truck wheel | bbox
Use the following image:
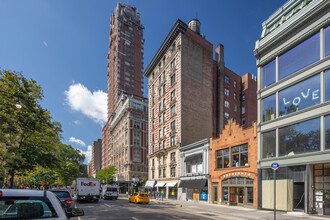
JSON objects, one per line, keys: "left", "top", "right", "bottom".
{"left": 115, "top": 197, "right": 118, "bottom": 200}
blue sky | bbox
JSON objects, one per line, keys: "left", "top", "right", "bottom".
{"left": 0, "top": 0, "right": 286, "bottom": 163}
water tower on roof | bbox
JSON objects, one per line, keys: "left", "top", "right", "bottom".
{"left": 188, "top": 19, "right": 200, "bottom": 35}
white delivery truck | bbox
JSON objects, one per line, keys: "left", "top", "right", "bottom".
{"left": 101, "top": 184, "right": 119, "bottom": 200}
{"left": 76, "top": 178, "right": 100, "bottom": 203}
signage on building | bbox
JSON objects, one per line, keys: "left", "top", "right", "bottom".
{"left": 220, "top": 172, "right": 253, "bottom": 179}
{"left": 200, "top": 191, "right": 208, "bottom": 200}
{"left": 271, "top": 162, "right": 279, "bottom": 170}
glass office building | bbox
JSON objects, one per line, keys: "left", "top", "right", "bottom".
{"left": 254, "top": 0, "right": 330, "bottom": 215}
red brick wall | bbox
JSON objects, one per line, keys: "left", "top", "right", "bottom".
{"left": 209, "top": 119, "right": 258, "bottom": 209}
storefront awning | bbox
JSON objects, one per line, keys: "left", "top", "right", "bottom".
{"left": 179, "top": 179, "right": 207, "bottom": 188}
{"left": 165, "top": 182, "right": 177, "bottom": 187}
{"left": 155, "top": 182, "right": 166, "bottom": 187}
{"left": 184, "top": 153, "right": 202, "bottom": 162}
{"left": 145, "top": 180, "right": 156, "bottom": 189}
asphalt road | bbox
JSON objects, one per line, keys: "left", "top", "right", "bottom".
{"left": 74, "top": 195, "right": 218, "bottom": 220}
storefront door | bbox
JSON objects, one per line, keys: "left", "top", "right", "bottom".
{"left": 212, "top": 183, "right": 218, "bottom": 204}
{"left": 238, "top": 187, "right": 244, "bottom": 204}
{"left": 193, "top": 189, "right": 199, "bottom": 203}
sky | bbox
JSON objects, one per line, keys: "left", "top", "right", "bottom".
{"left": 0, "top": 0, "right": 287, "bottom": 164}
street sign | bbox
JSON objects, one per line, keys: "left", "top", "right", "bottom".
{"left": 40, "top": 181, "right": 45, "bottom": 186}
{"left": 271, "top": 162, "right": 279, "bottom": 170}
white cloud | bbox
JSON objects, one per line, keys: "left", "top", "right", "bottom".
{"left": 43, "top": 41, "right": 48, "bottom": 47}
{"left": 65, "top": 83, "right": 107, "bottom": 125}
{"left": 80, "top": 145, "right": 92, "bottom": 164}
{"left": 69, "top": 137, "right": 86, "bottom": 147}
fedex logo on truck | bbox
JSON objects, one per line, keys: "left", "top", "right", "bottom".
{"left": 81, "top": 181, "right": 96, "bottom": 187}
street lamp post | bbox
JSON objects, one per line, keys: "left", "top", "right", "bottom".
{"left": 0, "top": 89, "right": 22, "bottom": 109}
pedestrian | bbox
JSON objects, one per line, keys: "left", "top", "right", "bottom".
{"left": 126, "top": 191, "right": 128, "bottom": 198}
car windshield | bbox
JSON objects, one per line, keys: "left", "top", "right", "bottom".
{"left": 106, "top": 188, "right": 117, "bottom": 192}
{"left": 0, "top": 197, "right": 57, "bottom": 219}
{"left": 139, "top": 194, "right": 148, "bottom": 197}
{"left": 51, "top": 191, "right": 71, "bottom": 199}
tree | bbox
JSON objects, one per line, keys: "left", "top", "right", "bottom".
{"left": 96, "top": 167, "right": 116, "bottom": 184}
{"left": 54, "top": 143, "right": 85, "bottom": 186}
{"left": 0, "top": 70, "right": 61, "bottom": 188}
{"left": 139, "top": 177, "right": 147, "bottom": 187}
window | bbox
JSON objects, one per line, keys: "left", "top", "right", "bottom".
{"left": 242, "top": 118, "right": 245, "bottom": 125}
{"left": 159, "top": 169, "right": 161, "bottom": 178}
{"left": 225, "top": 101, "right": 230, "bottom": 108}
{"left": 133, "top": 121, "right": 140, "bottom": 129}
{"left": 163, "top": 98, "right": 166, "bottom": 108}
{"left": 324, "top": 70, "right": 330, "bottom": 101}
{"left": 241, "top": 94, "right": 245, "bottom": 101}
{"left": 234, "top": 92, "right": 237, "bottom": 100}
{"left": 158, "top": 76, "right": 162, "bottom": 85}
{"left": 163, "top": 155, "right": 165, "bottom": 164}
{"left": 152, "top": 96, "right": 154, "bottom": 104}
{"left": 152, "top": 170, "right": 155, "bottom": 178}
{"left": 159, "top": 129, "right": 161, "bottom": 138}
{"left": 152, "top": 145, "right": 155, "bottom": 153}
{"left": 241, "top": 82, "right": 245, "bottom": 91}
{"left": 225, "top": 88, "right": 230, "bottom": 96}
{"left": 171, "top": 136, "right": 176, "bottom": 147}
{"left": 158, "top": 63, "right": 161, "bottom": 71}
{"left": 163, "top": 169, "right": 166, "bottom": 178}
{"left": 163, "top": 126, "right": 166, "bottom": 136}
{"left": 171, "top": 90, "right": 175, "bottom": 101}
{"left": 171, "top": 167, "right": 176, "bottom": 177}
{"left": 262, "top": 130, "right": 276, "bottom": 158}
{"left": 163, "top": 112, "right": 166, "bottom": 122}
{"left": 325, "top": 114, "right": 330, "bottom": 150}
{"left": 216, "top": 148, "right": 229, "bottom": 169}
{"left": 125, "top": 76, "right": 130, "bottom": 81}
{"left": 152, "top": 133, "right": 154, "bottom": 142}
{"left": 171, "top": 43, "right": 176, "bottom": 54}
{"left": 262, "top": 94, "right": 276, "bottom": 122}
{"left": 279, "top": 117, "right": 320, "bottom": 156}
{"left": 234, "top": 80, "right": 237, "bottom": 88}
{"left": 158, "top": 88, "right": 161, "bottom": 98}
{"left": 186, "top": 162, "right": 191, "bottom": 173}
{"left": 171, "top": 105, "right": 176, "bottom": 117}
{"left": 170, "top": 152, "right": 176, "bottom": 161}
{"left": 152, "top": 159, "right": 155, "bottom": 167}
{"left": 279, "top": 74, "right": 320, "bottom": 117}
{"left": 163, "top": 140, "right": 166, "bottom": 149}
{"left": 163, "top": 71, "right": 166, "bottom": 80}
{"left": 232, "top": 144, "right": 248, "bottom": 167}
{"left": 262, "top": 59, "right": 276, "bottom": 88}
{"left": 163, "top": 84, "right": 166, "bottom": 94}
{"left": 279, "top": 32, "right": 320, "bottom": 80}
{"left": 171, "top": 120, "right": 176, "bottom": 131}
{"left": 225, "top": 112, "right": 229, "bottom": 119}
{"left": 163, "top": 57, "right": 166, "bottom": 66}
{"left": 171, "top": 59, "right": 176, "bottom": 69}
{"left": 241, "top": 106, "right": 245, "bottom": 114}
{"left": 326, "top": 26, "right": 330, "bottom": 57}
{"left": 159, "top": 157, "right": 162, "bottom": 165}
{"left": 225, "top": 75, "right": 230, "bottom": 84}
{"left": 171, "top": 74, "right": 176, "bottom": 86}
{"left": 159, "top": 115, "right": 161, "bottom": 125}
{"left": 133, "top": 132, "right": 140, "bottom": 146}
{"left": 234, "top": 105, "right": 237, "bottom": 112}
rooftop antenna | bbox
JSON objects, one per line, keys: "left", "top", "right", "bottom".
{"left": 195, "top": 12, "right": 198, "bottom": 20}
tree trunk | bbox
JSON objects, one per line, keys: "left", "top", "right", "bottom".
{"left": 9, "top": 171, "right": 14, "bottom": 188}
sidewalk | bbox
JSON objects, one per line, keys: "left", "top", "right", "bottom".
{"left": 151, "top": 198, "right": 330, "bottom": 220}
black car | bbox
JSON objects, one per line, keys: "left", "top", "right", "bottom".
{"left": 50, "top": 188, "right": 75, "bottom": 209}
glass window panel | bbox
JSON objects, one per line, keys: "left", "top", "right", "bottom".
{"left": 224, "top": 155, "right": 229, "bottom": 168}
{"left": 247, "top": 187, "right": 254, "bottom": 203}
{"left": 279, "top": 32, "right": 320, "bottom": 80}
{"left": 325, "top": 70, "right": 330, "bottom": 102}
{"left": 222, "top": 187, "right": 229, "bottom": 201}
{"left": 325, "top": 26, "right": 330, "bottom": 57}
{"left": 240, "top": 152, "right": 248, "bottom": 166}
{"left": 279, "top": 74, "right": 320, "bottom": 116}
{"left": 229, "top": 178, "right": 236, "bottom": 184}
{"left": 326, "top": 115, "right": 330, "bottom": 150}
{"left": 262, "top": 94, "right": 276, "bottom": 122}
{"left": 232, "top": 146, "right": 239, "bottom": 153}
{"left": 279, "top": 118, "right": 320, "bottom": 156}
{"left": 216, "top": 157, "right": 223, "bottom": 169}
{"left": 232, "top": 154, "right": 239, "bottom": 167}
{"left": 262, "top": 130, "right": 276, "bottom": 159}
{"left": 262, "top": 59, "right": 276, "bottom": 88}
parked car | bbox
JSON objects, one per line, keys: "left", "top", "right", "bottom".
{"left": 0, "top": 189, "right": 84, "bottom": 219}
{"left": 129, "top": 192, "right": 149, "bottom": 204}
{"left": 101, "top": 185, "right": 119, "bottom": 200}
{"left": 50, "top": 188, "right": 75, "bottom": 208}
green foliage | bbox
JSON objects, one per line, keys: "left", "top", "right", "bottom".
{"left": 139, "top": 177, "right": 147, "bottom": 186}
{"left": 0, "top": 69, "right": 62, "bottom": 187}
{"left": 96, "top": 166, "right": 116, "bottom": 184}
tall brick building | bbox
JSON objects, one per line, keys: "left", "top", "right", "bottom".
{"left": 102, "top": 3, "right": 147, "bottom": 184}
{"left": 144, "top": 19, "right": 257, "bottom": 199}
{"left": 91, "top": 139, "right": 102, "bottom": 175}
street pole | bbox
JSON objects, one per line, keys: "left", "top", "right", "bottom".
{"left": 274, "top": 169, "right": 276, "bottom": 220}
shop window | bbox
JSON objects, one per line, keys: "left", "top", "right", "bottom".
{"left": 279, "top": 74, "right": 320, "bottom": 117}
{"left": 262, "top": 130, "right": 276, "bottom": 159}
{"left": 262, "top": 94, "right": 276, "bottom": 122}
{"left": 279, "top": 32, "right": 320, "bottom": 80}
{"left": 216, "top": 148, "right": 229, "bottom": 169}
{"left": 279, "top": 117, "right": 320, "bottom": 156}
{"left": 262, "top": 59, "right": 276, "bottom": 88}
{"left": 325, "top": 115, "right": 330, "bottom": 150}
{"left": 232, "top": 144, "right": 248, "bottom": 167}
{"left": 325, "top": 26, "right": 330, "bottom": 57}
{"left": 325, "top": 70, "right": 330, "bottom": 102}
{"left": 247, "top": 187, "right": 253, "bottom": 203}
{"left": 222, "top": 187, "right": 229, "bottom": 202}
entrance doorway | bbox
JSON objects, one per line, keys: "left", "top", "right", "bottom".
{"left": 293, "top": 182, "right": 304, "bottom": 211}
{"left": 238, "top": 187, "right": 244, "bottom": 204}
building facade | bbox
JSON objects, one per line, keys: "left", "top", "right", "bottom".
{"left": 144, "top": 19, "right": 215, "bottom": 199}
{"left": 179, "top": 139, "right": 210, "bottom": 203}
{"left": 209, "top": 119, "right": 258, "bottom": 208}
{"left": 91, "top": 139, "right": 102, "bottom": 175}
{"left": 107, "top": 94, "right": 148, "bottom": 183}
{"left": 102, "top": 2, "right": 145, "bottom": 168}
{"left": 254, "top": 0, "right": 330, "bottom": 215}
